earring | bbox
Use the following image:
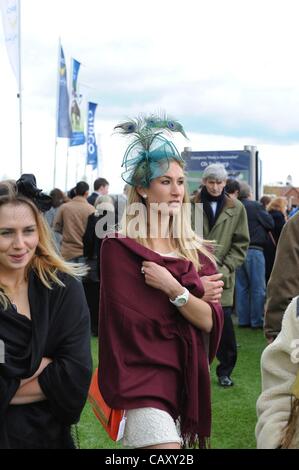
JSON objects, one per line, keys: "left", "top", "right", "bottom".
{"left": 142, "top": 194, "right": 147, "bottom": 199}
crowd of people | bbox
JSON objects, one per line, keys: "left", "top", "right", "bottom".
{"left": 0, "top": 113, "right": 299, "bottom": 449}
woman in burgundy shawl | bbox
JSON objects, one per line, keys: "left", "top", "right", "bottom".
{"left": 98, "top": 115, "right": 224, "bottom": 449}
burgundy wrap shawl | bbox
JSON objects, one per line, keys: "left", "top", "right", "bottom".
{"left": 98, "top": 236, "right": 223, "bottom": 448}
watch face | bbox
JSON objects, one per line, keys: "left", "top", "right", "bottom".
{"left": 177, "top": 297, "right": 187, "bottom": 307}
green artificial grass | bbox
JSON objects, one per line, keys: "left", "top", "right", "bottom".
{"left": 78, "top": 325, "right": 266, "bottom": 449}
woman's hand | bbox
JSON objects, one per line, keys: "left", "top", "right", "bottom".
{"left": 141, "top": 261, "right": 215, "bottom": 332}
{"left": 11, "top": 357, "right": 52, "bottom": 405}
{"left": 201, "top": 273, "right": 224, "bottom": 304}
{"left": 141, "top": 261, "right": 183, "bottom": 299}
{"left": 20, "top": 357, "right": 53, "bottom": 387}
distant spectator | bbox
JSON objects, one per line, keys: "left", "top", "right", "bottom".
{"left": 54, "top": 181, "right": 95, "bottom": 262}
{"left": 191, "top": 189, "right": 199, "bottom": 198}
{"left": 67, "top": 187, "right": 76, "bottom": 199}
{"left": 0, "top": 179, "right": 16, "bottom": 196}
{"left": 123, "top": 183, "right": 130, "bottom": 197}
{"left": 112, "top": 183, "right": 130, "bottom": 225}
{"left": 87, "top": 177, "right": 109, "bottom": 206}
{"left": 44, "top": 188, "right": 68, "bottom": 252}
{"left": 192, "top": 163, "right": 249, "bottom": 387}
{"left": 264, "top": 211, "right": 299, "bottom": 342}
{"left": 260, "top": 195, "right": 272, "bottom": 210}
{"left": 288, "top": 205, "right": 299, "bottom": 218}
{"left": 264, "top": 197, "right": 287, "bottom": 284}
{"left": 45, "top": 188, "right": 67, "bottom": 227}
{"left": 225, "top": 178, "right": 240, "bottom": 199}
{"left": 83, "top": 195, "right": 115, "bottom": 336}
{"left": 236, "top": 182, "right": 274, "bottom": 328}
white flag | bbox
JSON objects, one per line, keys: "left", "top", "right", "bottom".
{"left": 0, "top": 0, "right": 19, "bottom": 87}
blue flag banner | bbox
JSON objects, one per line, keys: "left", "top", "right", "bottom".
{"left": 57, "top": 45, "right": 71, "bottom": 138}
{"left": 86, "top": 102, "right": 98, "bottom": 170}
{"left": 70, "top": 58, "right": 86, "bottom": 146}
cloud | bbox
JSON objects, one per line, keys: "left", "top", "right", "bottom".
{"left": 2, "top": 0, "right": 299, "bottom": 194}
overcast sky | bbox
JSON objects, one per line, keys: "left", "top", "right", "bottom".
{"left": 1, "top": 0, "right": 299, "bottom": 193}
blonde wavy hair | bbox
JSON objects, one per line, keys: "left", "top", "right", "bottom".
{"left": 0, "top": 186, "right": 87, "bottom": 309}
{"left": 267, "top": 197, "right": 287, "bottom": 214}
{"left": 119, "top": 160, "right": 215, "bottom": 271}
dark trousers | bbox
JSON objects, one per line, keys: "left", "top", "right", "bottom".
{"left": 216, "top": 306, "right": 237, "bottom": 378}
{"left": 83, "top": 281, "right": 100, "bottom": 336}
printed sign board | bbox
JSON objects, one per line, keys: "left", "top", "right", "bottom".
{"left": 183, "top": 147, "right": 261, "bottom": 199}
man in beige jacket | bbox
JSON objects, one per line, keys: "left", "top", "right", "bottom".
{"left": 54, "top": 181, "right": 95, "bottom": 261}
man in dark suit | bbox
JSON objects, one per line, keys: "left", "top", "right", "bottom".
{"left": 87, "top": 177, "right": 109, "bottom": 206}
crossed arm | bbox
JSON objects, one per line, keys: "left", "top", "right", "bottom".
{"left": 141, "top": 261, "right": 223, "bottom": 333}
{"left": 10, "top": 357, "right": 52, "bottom": 405}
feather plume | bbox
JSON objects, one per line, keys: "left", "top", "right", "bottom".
{"left": 115, "top": 112, "right": 188, "bottom": 141}
{"left": 144, "top": 112, "right": 188, "bottom": 139}
{"left": 115, "top": 116, "right": 158, "bottom": 150}
{"left": 114, "top": 121, "right": 137, "bottom": 134}
{"left": 114, "top": 112, "right": 187, "bottom": 186}
{"left": 113, "top": 117, "right": 143, "bottom": 136}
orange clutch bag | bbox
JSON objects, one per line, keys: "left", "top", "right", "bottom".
{"left": 88, "top": 368, "right": 126, "bottom": 441}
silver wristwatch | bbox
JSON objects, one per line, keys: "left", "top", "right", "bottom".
{"left": 169, "top": 288, "right": 190, "bottom": 307}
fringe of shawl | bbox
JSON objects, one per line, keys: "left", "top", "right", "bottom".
{"left": 181, "top": 433, "right": 211, "bottom": 449}
{"left": 179, "top": 402, "right": 211, "bottom": 449}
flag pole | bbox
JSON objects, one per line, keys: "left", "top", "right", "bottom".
{"left": 53, "top": 37, "right": 61, "bottom": 188}
{"left": 17, "top": 0, "right": 22, "bottom": 174}
{"left": 97, "top": 133, "right": 101, "bottom": 177}
{"left": 65, "top": 141, "right": 69, "bottom": 191}
{"left": 75, "top": 147, "right": 79, "bottom": 182}
{"left": 65, "top": 55, "right": 73, "bottom": 192}
{"left": 84, "top": 99, "right": 88, "bottom": 178}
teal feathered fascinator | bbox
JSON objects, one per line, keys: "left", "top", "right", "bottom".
{"left": 114, "top": 113, "right": 188, "bottom": 188}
